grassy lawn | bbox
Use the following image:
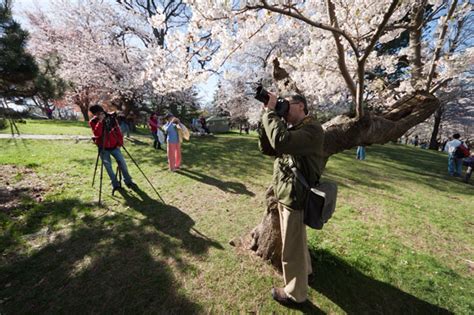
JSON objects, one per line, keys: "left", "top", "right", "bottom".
{"left": 0, "top": 121, "right": 472, "bottom": 314}
{"left": 0, "top": 119, "right": 150, "bottom": 136}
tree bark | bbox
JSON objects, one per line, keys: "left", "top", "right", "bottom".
{"left": 429, "top": 105, "right": 444, "bottom": 150}
{"left": 230, "top": 185, "right": 282, "bottom": 270}
{"left": 80, "top": 106, "right": 90, "bottom": 121}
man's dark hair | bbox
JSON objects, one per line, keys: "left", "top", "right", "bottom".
{"left": 289, "top": 94, "right": 308, "bottom": 115}
{"left": 89, "top": 104, "right": 104, "bottom": 115}
{"left": 453, "top": 133, "right": 461, "bottom": 139}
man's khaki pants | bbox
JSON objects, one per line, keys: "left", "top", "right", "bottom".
{"left": 279, "top": 203, "right": 312, "bottom": 303}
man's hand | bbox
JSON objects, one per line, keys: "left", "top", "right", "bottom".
{"left": 266, "top": 92, "right": 277, "bottom": 111}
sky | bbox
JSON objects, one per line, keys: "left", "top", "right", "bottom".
{"left": 11, "top": 0, "right": 219, "bottom": 107}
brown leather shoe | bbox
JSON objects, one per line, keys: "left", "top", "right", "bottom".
{"left": 271, "top": 287, "right": 295, "bottom": 305}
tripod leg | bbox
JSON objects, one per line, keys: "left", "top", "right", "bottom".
{"left": 99, "top": 150, "right": 104, "bottom": 206}
{"left": 121, "top": 145, "right": 165, "bottom": 204}
{"left": 92, "top": 148, "right": 101, "bottom": 187}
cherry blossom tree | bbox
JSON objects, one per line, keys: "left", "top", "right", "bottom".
{"left": 183, "top": 0, "right": 473, "bottom": 267}
{"left": 25, "top": 0, "right": 158, "bottom": 120}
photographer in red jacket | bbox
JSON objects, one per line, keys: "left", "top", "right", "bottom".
{"left": 89, "top": 104, "right": 137, "bottom": 193}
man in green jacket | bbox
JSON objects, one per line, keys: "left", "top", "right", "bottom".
{"left": 259, "top": 92, "right": 325, "bottom": 304}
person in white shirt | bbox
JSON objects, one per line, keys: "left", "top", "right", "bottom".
{"left": 444, "top": 133, "right": 463, "bottom": 176}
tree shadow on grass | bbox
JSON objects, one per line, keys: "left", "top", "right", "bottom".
{"left": 1, "top": 198, "right": 96, "bottom": 254}
{"left": 0, "top": 216, "right": 202, "bottom": 314}
{"left": 309, "top": 249, "right": 453, "bottom": 314}
{"left": 116, "top": 186, "right": 223, "bottom": 255}
{"left": 176, "top": 168, "right": 255, "bottom": 196}
{"left": 124, "top": 137, "right": 149, "bottom": 146}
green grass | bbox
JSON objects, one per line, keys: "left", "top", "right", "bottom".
{"left": 0, "top": 119, "right": 151, "bottom": 136}
{"left": 0, "top": 121, "right": 472, "bottom": 314}
{"left": 1, "top": 119, "right": 92, "bottom": 135}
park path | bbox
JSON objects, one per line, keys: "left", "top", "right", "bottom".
{"left": 0, "top": 134, "right": 91, "bottom": 140}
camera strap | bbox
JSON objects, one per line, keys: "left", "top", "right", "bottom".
{"left": 289, "top": 156, "right": 310, "bottom": 189}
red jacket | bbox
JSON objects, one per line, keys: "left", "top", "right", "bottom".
{"left": 148, "top": 117, "right": 158, "bottom": 133}
{"left": 89, "top": 116, "right": 123, "bottom": 149}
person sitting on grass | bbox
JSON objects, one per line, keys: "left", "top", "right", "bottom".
{"left": 89, "top": 104, "right": 137, "bottom": 193}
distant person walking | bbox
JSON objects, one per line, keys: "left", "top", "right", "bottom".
{"left": 164, "top": 113, "right": 181, "bottom": 171}
{"left": 444, "top": 133, "right": 463, "bottom": 177}
{"left": 199, "top": 115, "right": 211, "bottom": 134}
{"left": 45, "top": 105, "right": 54, "bottom": 119}
{"left": 356, "top": 146, "right": 366, "bottom": 160}
{"left": 117, "top": 112, "right": 130, "bottom": 138}
{"left": 413, "top": 135, "right": 419, "bottom": 147}
{"left": 148, "top": 113, "right": 161, "bottom": 150}
{"left": 126, "top": 111, "right": 136, "bottom": 133}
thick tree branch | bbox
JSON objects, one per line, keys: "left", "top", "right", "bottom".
{"left": 322, "top": 91, "right": 439, "bottom": 157}
{"left": 425, "top": 0, "right": 458, "bottom": 90}
{"left": 355, "top": 0, "right": 400, "bottom": 119}
{"left": 325, "top": 0, "right": 357, "bottom": 102}
{"left": 409, "top": 0, "right": 427, "bottom": 83}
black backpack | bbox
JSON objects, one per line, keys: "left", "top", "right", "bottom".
{"left": 454, "top": 142, "right": 470, "bottom": 159}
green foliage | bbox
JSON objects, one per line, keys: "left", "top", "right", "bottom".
{"left": 34, "top": 53, "right": 68, "bottom": 103}
{"left": 0, "top": 124, "right": 472, "bottom": 313}
{"left": 0, "top": 0, "right": 38, "bottom": 96}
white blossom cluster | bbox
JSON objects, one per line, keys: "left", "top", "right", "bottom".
{"left": 24, "top": 0, "right": 472, "bottom": 121}
{"left": 183, "top": 0, "right": 472, "bottom": 118}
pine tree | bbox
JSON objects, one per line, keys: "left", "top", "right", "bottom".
{"left": 0, "top": 0, "right": 38, "bottom": 97}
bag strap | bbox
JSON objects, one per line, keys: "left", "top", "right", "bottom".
{"left": 290, "top": 156, "right": 310, "bottom": 189}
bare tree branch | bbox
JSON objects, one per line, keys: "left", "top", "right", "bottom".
{"left": 409, "top": 0, "right": 427, "bottom": 83}
{"left": 425, "top": 0, "right": 458, "bottom": 90}
{"left": 247, "top": 0, "right": 360, "bottom": 59}
{"left": 325, "top": 0, "right": 357, "bottom": 101}
{"left": 353, "top": 0, "right": 400, "bottom": 119}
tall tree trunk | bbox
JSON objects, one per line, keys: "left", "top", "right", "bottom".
{"left": 233, "top": 91, "right": 440, "bottom": 269}
{"left": 429, "top": 105, "right": 444, "bottom": 150}
{"left": 80, "top": 105, "right": 89, "bottom": 121}
{"left": 409, "top": 0, "right": 426, "bottom": 86}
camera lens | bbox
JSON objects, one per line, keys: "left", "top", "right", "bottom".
{"left": 255, "top": 85, "right": 270, "bottom": 105}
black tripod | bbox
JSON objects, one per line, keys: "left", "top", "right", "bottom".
{"left": 92, "top": 118, "right": 165, "bottom": 205}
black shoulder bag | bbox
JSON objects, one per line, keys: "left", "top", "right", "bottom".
{"left": 290, "top": 157, "right": 338, "bottom": 230}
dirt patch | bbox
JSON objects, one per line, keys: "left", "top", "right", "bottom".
{"left": 0, "top": 165, "right": 48, "bottom": 213}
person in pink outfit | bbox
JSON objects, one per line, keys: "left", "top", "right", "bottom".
{"left": 163, "top": 113, "right": 181, "bottom": 171}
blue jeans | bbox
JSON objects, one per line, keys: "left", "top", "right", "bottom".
{"left": 100, "top": 148, "right": 133, "bottom": 188}
{"left": 356, "top": 146, "right": 366, "bottom": 160}
{"left": 120, "top": 122, "right": 130, "bottom": 137}
{"left": 448, "top": 153, "right": 462, "bottom": 176}
{"left": 151, "top": 132, "right": 160, "bottom": 148}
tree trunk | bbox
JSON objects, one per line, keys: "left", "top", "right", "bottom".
{"left": 230, "top": 185, "right": 282, "bottom": 271}
{"left": 80, "top": 105, "right": 89, "bottom": 121}
{"left": 429, "top": 106, "right": 444, "bottom": 150}
{"left": 233, "top": 91, "right": 440, "bottom": 269}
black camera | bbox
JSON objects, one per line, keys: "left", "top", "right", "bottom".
{"left": 254, "top": 85, "right": 290, "bottom": 117}
{"left": 103, "top": 112, "right": 117, "bottom": 131}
